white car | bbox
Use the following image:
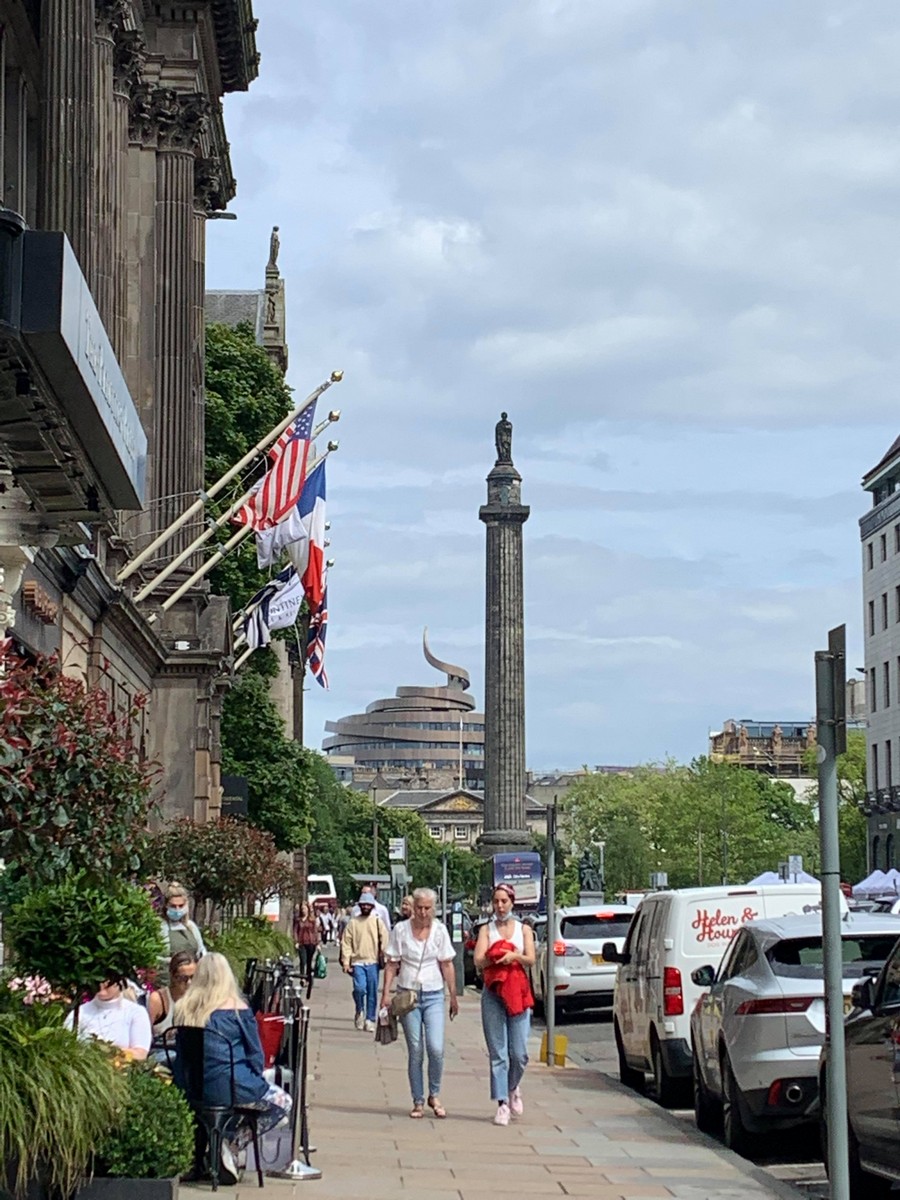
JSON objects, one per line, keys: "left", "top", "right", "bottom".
{"left": 690, "top": 912, "right": 900, "bottom": 1155}
{"left": 533, "top": 905, "right": 634, "bottom": 1022}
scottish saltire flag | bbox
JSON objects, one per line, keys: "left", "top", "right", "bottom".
{"left": 232, "top": 400, "right": 317, "bottom": 532}
{"left": 286, "top": 460, "right": 326, "bottom": 608}
{"left": 242, "top": 566, "right": 303, "bottom": 650}
{"left": 306, "top": 588, "right": 328, "bottom": 688}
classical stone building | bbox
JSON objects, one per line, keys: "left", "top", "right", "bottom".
{"left": 378, "top": 787, "right": 546, "bottom": 849}
{"left": 1, "top": 0, "right": 258, "bottom": 822}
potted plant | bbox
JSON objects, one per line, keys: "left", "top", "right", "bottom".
{"left": 0, "top": 978, "right": 127, "bottom": 1200}
{"left": 76, "top": 1062, "right": 194, "bottom": 1200}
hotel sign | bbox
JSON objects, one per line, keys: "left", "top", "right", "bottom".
{"left": 19, "top": 232, "right": 146, "bottom": 510}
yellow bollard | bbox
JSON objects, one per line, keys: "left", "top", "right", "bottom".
{"left": 539, "top": 1031, "right": 568, "bottom": 1066}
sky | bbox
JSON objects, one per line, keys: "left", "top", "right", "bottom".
{"left": 206, "top": 0, "right": 900, "bottom": 771}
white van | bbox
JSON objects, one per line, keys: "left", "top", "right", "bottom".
{"left": 604, "top": 884, "right": 845, "bottom": 1107}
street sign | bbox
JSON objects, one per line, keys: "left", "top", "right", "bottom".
{"left": 649, "top": 871, "right": 668, "bottom": 889}
{"left": 828, "top": 624, "right": 847, "bottom": 756}
{"left": 388, "top": 837, "right": 407, "bottom": 862}
{"left": 788, "top": 854, "right": 803, "bottom": 878}
{"left": 390, "top": 864, "right": 410, "bottom": 887}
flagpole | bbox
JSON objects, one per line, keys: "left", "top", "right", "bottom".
{"left": 235, "top": 559, "right": 334, "bottom": 660}
{"left": 117, "top": 371, "right": 342, "bottom": 585}
{"left": 133, "top": 418, "right": 338, "bottom": 604}
{"left": 147, "top": 447, "right": 338, "bottom": 623}
{"left": 233, "top": 555, "right": 335, "bottom": 647}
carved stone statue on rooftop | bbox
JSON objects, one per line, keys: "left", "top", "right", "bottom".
{"left": 267, "top": 225, "right": 280, "bottom": 270}
{"left": 495, "top": 411, "right": 513, "bottom": 463}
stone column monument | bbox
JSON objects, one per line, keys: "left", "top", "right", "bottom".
{"left": 479, "top": 413, "right": 532, "bottom": 853}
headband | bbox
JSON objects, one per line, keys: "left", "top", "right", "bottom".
{"left": 494, "top": 884, "right": 516, "bottom": 903}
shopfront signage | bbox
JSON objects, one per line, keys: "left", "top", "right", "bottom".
{"left": 19, "top": 232, "right": 146, "bottom": 510}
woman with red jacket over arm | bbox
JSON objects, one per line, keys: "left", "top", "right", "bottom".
{"left": 473, "top": 884, "right": 536, "bottom": 1126}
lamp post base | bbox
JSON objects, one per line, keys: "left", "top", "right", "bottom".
{"left": 274, "top": 1159, "right": 322, "bottom": 1181}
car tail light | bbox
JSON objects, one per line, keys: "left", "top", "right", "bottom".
{"left": 553, "top": 940, "right": 585, "bottom": 957}
{"left": 663, "top": 966, "right": 683, "bottom": 1015}
{"left": 735, "top": 996, "right": 815, "bottom": 1015}
{"left": 766, "top": 1080, "right": 783, "bottom": 1107}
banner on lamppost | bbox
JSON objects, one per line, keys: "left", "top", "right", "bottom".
{"left": 388, "top": 837, "right": 407, "bottom": 863}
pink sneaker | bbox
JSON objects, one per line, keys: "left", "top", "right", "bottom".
{"left": 493, "top": 1102, "right": 511, "bottom": 1126}
{"left": 510, "top": 1087, "right": 524, "bottom": 1117}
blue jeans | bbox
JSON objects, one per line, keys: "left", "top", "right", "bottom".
{"left": 400, "top": 989, "right": 446, "bottom": 1103}
{"left": 351, "top": 963, "right": 379, "bottom": 1021}
{"left": 480, "top": 986, "right": 530, "bottom": 1101}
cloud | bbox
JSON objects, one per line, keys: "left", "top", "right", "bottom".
{"left": 208, "top": 0, "right": 899, "bottom": 764}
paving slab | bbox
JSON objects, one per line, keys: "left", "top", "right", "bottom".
{"left": 184, "top": 947, "right": 802, "bottom": 1200}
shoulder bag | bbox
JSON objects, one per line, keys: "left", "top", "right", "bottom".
{"left": 390, "top": 934, "right": 428, "bottom": 1017}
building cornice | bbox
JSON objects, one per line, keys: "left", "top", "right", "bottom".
{"left": 210, "top": 0, "right": 259, "bottom": 94}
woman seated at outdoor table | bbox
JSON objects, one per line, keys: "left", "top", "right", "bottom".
{"left": 172, "top": 952, "right": 292, "bottom": 1182}
{"left": 148, "top": 950, "right": 197, "bottom": 1058}
{"left": 65, "top": 975, "right": 152, "bottom": 1060}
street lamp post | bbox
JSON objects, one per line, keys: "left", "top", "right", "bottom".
{"left": 370, "top": 783, "right": 379, "bottom": 875}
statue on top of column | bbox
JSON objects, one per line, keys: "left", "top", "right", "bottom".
{"left": 267, "top": 225, "right": 280, "bottom": 270}
{"left": 495, "top": 412, "right": 513, "bottom": 463}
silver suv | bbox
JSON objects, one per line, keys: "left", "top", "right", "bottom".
{"left": 532, "top": 904, "right": 634, "bottom": 1022}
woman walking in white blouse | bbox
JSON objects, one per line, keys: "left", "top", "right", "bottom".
{"left": 380, "top": 887, "right": 459, "bottom": 1119}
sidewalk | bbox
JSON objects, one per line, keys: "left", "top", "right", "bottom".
{"left": 184, "top": 952, "right": 801, "bottom": 1200}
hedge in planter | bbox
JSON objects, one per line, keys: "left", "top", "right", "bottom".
{"left": 0, "top": 1006, "right": 127, "bottom": 1200}
{"left": 93, "top": 1062, "right": 194, "bottom": 1182}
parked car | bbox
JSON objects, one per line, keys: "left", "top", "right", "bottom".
{"left": 604, "top": 883, "right": 844, "bottom": 1107}
{"left": 690, "top": 912, "right": 900, "bottom": 1154}
{"left": 532, "top": 905, "right": 634, "bottom": 1023}
{"left": 820, "top": 932, "right": 900, "bottom": 1198}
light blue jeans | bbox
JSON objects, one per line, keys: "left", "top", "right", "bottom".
{"left": 351, "top": 963, "right": 379, "bottom": 1021}
{"left": 400, "top": 989, "right": 446, "bottom": 1103}
{"left": 481, "top": 986, "right": 530, "bottom": 1101}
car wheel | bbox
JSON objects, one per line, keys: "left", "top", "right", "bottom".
{"left": 692, "top": 1044, "right": 720, "bottom": 1134}
{"left": 614, "top": 1020, "right": 644, "bottom": 1091}
{"left": 721, "top": 1053, "right": 755, "bottom": 1157}
{"left": 649, "top": 1033, "right": 683, "bottom": 1108}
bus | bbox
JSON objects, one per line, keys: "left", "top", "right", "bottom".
{"left": 485, "top": 852, "right": 543, "bottom": 911}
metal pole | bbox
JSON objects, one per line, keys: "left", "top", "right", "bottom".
{"left": 118, "top": 375, "right": 341, "bottom": 583}
{"left": 442, "top": 851, "right": 449, "bottom": 921}
{"left": 275, "top": 1003, "right": 321, "bottom": 1180}
{"left": 545, "top": 796, "right": 557, "bottom": 1067}
{"left": 372, "top": 789, "right": 379, "bottom": 875}
{"left": 815, "top": 638, "right": 849, "bottom": 1200}
{"left": 598, "top": 841, "right": 605, "bottom": 899}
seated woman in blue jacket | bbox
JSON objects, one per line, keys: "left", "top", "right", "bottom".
{"left": 173, "top": 951, "right": 291, "bottom": 1181}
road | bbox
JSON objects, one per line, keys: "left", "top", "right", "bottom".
{"left": 536, "top": 1007, "right": 829, "bottom": 1200}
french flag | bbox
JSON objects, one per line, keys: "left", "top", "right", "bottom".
{"left": 287, "top": 460, "right": 327, "bottom": 608}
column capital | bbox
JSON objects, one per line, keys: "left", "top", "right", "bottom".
{"left": 129, "top": 87, "right": 208, "bottom": 150}
{"left": 95, "top": 0, "right": 129, "bottom": 37}
{"left": 113, "top": 27, "right": 147, "bottom": 99}
{"left": 194, "top": 155, "right": 235, "bottom": 213}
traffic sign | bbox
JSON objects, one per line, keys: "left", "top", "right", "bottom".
{"left": 388, "top": 837, "right": 407, "bottom": 862}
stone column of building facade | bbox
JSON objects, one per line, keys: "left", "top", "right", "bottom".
{"left": 479, "top": 415, "right": 531, "bottom": 853}
{"left": 40, "top": 0, "right": 95, "bottom": 276}
{"left": 152, "top": 90, "right": 207, "bottom": 562}
{"left": 92, "top": 0, "right": 120, "bottom": 324}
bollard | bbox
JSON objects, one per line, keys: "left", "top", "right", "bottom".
{"left": 275, "top": 1003, "right": 322, "bottom": 1180}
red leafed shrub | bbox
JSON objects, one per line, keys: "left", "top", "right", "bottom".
{"left": 0, "top": 645, "right": 156, "bottom": 890}
{"left": 148, "top": 816, "right": 295, "bottom": 919}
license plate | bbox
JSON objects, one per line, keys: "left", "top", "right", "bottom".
{"left": 591, "top": 954, "right": 606, "bottom": 965}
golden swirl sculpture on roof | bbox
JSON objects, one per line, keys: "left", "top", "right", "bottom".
{"left": 423, "top": 627, "right": 470, "bottom": 692}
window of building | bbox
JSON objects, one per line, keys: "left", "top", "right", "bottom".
{"left": 883, "top": 593, "right": 889, "bottom": 630}
{"left": 886, "top": 662, "right": 891, "bottom": 709}
{"left": 868, "top": 542, "right": 874, "bottom": 569}
{"left": 428, "top": 825, "right": 442, "bottom": 839}
{"left": 895, "top": 525, "right": 900, "bottom": 554}
{"left": 873, "top": 742, "right": 880, "bottom": 790}
{"left": 870, "top": 600, "right": 876, "bottom": 636}
{"left": 871, "top": 667, "right": 878, "bottom": 712}
{"left": 882, "top": 534, "right": 888, "bottom": 561}
{"left": 896, "top": 587, "right": 900, "bottom": 623}
{"left": 887, "top": 740, "right": 894, "bottom": 789}
{"left": 454, "top": 825, "right": 468, "bottom": 841}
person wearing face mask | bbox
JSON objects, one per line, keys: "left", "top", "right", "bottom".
{"left": 65, "top": 975, "right": 152, "bottom": 1059}
{"left": 158, "top": 882, "right": 206, "bottom": 982}
{"left": 148, "top": 950, "right": 197, "bottom": 1050}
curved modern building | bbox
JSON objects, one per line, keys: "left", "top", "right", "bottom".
{"left": 323, "top": 631, "right": 485, "bottom": 786}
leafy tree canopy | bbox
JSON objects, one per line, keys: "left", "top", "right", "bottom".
{"left": 562, "top": 758, "right": 822, "bottom": 894}
{"left": 803, "top": 729, "right": 869, "bottom": 884}
{"left": 204, "top": 321, "right": 294, "bottom": 611}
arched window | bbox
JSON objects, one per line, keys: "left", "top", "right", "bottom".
{"left": 873, "top": 835, "right": 881, "bottom": 872}
{"left": 886, "top": 834, "right": 895, "bottom": 870}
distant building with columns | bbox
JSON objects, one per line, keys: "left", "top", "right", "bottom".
{"left": 1, "top": 1, "right": 259, "bottom": 822}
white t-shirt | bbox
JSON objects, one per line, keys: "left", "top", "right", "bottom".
{"left": 487, "top": 917, "right": 525, "bottom": 953}
{"left": 386, "top": 920, "right": 455, "bottom": 992}
{"left": 65, "top": 996, "right": 152, "bottom": 1053}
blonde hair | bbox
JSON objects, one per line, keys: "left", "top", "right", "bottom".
{"left": 172, "top": 952, "right": 243, "bottom": 1028}
{"left": 165, "top": 882, "right": 189, "bottom": 902}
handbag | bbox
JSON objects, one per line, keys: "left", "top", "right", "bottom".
{"left": 314, "top": 949, "right": 327, "bottom": 979}
{"left": 374, "top": 1011, "right": 399, "bottom": 1044}
{"left": 389, "top": 935, "right": 428, "bottom": 1018}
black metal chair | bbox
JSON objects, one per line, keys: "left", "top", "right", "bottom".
{"left": 172, "top": 1025, "right": 267, "bottom": 1191}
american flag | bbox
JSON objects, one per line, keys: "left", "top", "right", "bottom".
{"left": 232, "top": 400, "right": 317, "bottom": 531}
{"left": 306, "top": 588, "right": 328, "bottom": 688}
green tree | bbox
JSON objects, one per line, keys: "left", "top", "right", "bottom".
{"left": 220, "top": 667, "right": 314, "bottom": 850}
{"left": 204, "top": 321, "right": 294, "bottom": 610}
